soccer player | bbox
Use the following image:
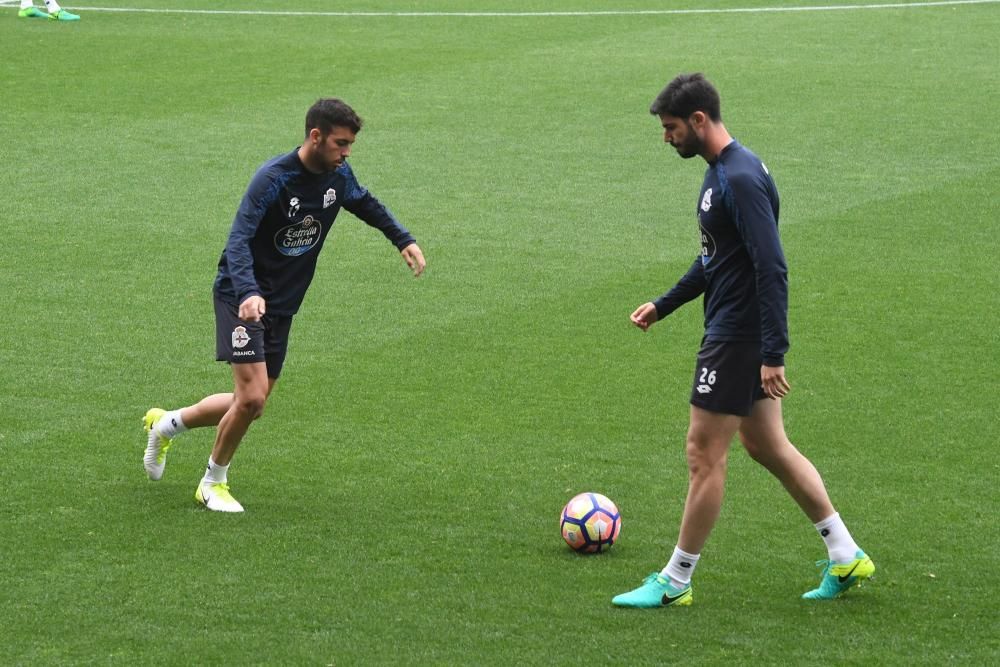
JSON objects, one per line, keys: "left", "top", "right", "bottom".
{"left": 142, "top": 98, "right": 426, "bottom": 513}
{"left": 17, "top": 0, "right": 79, "bottom": 20}
{"left": 612, "top": 74, "right": 873, "bottom": 606}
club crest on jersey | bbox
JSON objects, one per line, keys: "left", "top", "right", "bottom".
{"left": 274, "top": 215, "right": 323, "bottom": 257}
{"left": 323, "top": 188, "right": 337, "bottom": 208}
{"left": 701, "top": 188, "right": 713, "bottom": 212}
{"left": 232, "top": 326, "right": 251, "bottom": 349}
{"left": 288, "top": 197, "right": 300, "bottom": 217}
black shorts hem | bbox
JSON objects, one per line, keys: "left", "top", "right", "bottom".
{"left": 689, "top": 397, "right": 753, "bottom": 418}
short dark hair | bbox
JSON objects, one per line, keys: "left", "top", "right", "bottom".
{"left": 649, "top": 73, "right": 722, "bottom": 122}
{"left": 305, "top": 98, "right": 363, "bottom": 137}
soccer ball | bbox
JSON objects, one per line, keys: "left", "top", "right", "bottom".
{"left": 560, "top": 492, "right": 621, "bottom": 553}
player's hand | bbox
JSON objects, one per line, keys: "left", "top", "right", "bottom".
{"left": 761, "top": 365, "right": 791, "bottom": 400}
{"left": 630, "top": 302, "right": 659, "bottom": 332}
{"left": 401, "top": 243, "right": 426, "bottom": 277}
{"left": 239, "top": 295, "right": 266, "bottom": 322}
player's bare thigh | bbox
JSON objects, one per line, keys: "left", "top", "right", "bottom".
{"left": 687, "top": 405, "right": 741, "bottom": 463}
{"left": 738, "top": 398, "right": 794, "bottom": 462}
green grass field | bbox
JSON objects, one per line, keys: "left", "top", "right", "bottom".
{"left": 2, "top": 0, "right": 999, "bottom": 663}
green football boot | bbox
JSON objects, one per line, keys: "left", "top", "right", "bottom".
{"left": 612, "top": 573, "right": 693, "bottom": 608}
{"left": 18, "top": 6, "right": 48, "bottom": 18}
{"left": 802, "top": 550, "right": 875, "bottom": 600}
{"left": 48, "top": 9, "right": 80, "bottom": 21}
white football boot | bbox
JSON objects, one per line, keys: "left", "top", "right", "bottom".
{"left": 195, "top": 482, "right": 245, "bottom": 513}
{"left": 142, "top": 408, "right": 173, "bottom": 481}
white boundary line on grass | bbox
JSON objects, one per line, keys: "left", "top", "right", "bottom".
{"left": 11, "top": 0, "right": 1000, "bottom": 17}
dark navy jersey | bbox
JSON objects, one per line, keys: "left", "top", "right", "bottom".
{"left": 213, "top": 149, "right": 415, "bottom": 316}
{"left": 653, "top": 140, "right": 789, "bottom": 366}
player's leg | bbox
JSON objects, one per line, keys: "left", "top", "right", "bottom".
{"left": 195, "top": 361, "right": 269, "bottom": 513}
{"left": 157, "top": 375, "right": 278, "bottom": 435}
{"left": 144, "top": 393, "right": 240, "bottom": 480}
{"left": 613, "top": 406, "right": 740, "bottom": 608}
{"left": 144, "top": 298, "right": 253, "bottom": 480}
{"left": 194, "top": 306, "right": 290, "bottom": 512}
{"left": 180, "top": 378, "right": 277, "bottom": 427}
{"left": 615, "top": 340, "right": 754, "bottom": 608}
{"left": 210, "top": 362, "right": 269, "bottom": 466}
{"left": 738, "top": 398, "right": 833, "bottom": 522}
{"left": 738, "top": 398, "right": 874, "bottom": 599}
{"left": 146, "top": 382, "right": 276, "bottom": 483}
{"left": 180, "top": 394, "right": 235, "bottom": 428}
{"left": 677, "top": 405, "right": 742, "bottom": 553}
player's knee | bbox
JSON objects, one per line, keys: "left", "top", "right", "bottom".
{"left": 741, "top": 432, "right": 802, "bottom": 476}
{"left": 685, "top": 437, "right": 728, "bottom": 478}
{"left": 234, "top": 394, "right": 267, "bottom": 420}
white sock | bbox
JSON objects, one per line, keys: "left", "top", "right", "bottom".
{"left": 44, "top": 0, "right": 62, "bottom": 12}
{"left": 814, "top": 512, "right": 861, "bottom": 563}
{"left": 21, "top": 1, "right": 34, "bottom": 10}
{"left": 660, "top": 546, "right": 700, "bottom": 588}
{"left": 156, "top": 409, "right": 189, "bottom": 439}
{"left": 202, "top": 457, "right": 229, "bottom": 484}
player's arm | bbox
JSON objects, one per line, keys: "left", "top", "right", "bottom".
{"left": 728, "top": 170, "right": 790, "bottom": 398}
{"left": 728, "top": 171, "right": 789, "bottom": 367}
{"left": 224, "top": 168, "right": 276, "bottom": 321}
{"left": 631, "top": 258, "right": 705, "bottom": 331}
{"left": 340, "top": 165, "right": 425, "bottom": 276}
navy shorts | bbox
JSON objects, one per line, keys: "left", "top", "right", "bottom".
{"left": 214, "top": 296, "right": 294, "bottom": 379}
{"left": 689, "top": 338, "right": 767, "bottom": 417}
